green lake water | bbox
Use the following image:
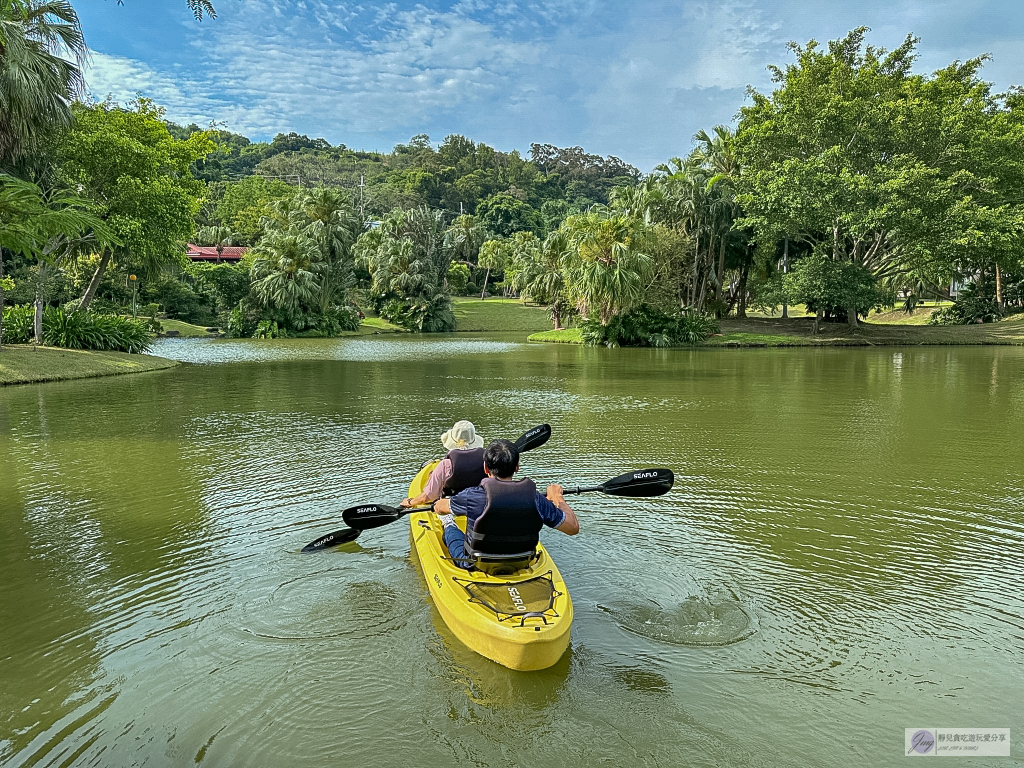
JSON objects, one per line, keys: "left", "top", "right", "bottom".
{"left": 1, "top": 334, "right": 1022, "bottom": 766}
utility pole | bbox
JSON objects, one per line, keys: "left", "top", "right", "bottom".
{"left": 460, "top": 202, "right": 464, "bottom": 215}
{"left": 359, "top": 175, "right": 365, "bottom": 219}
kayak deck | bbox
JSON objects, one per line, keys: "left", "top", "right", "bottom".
{"left": 408, "top": 461, "right": 573, "bottom": 671}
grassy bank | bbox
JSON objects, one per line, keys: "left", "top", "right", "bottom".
{"left": 527, "top": 327, "right": 581, "bottom": 343}
{"left": 453, "top": 297, "right": 552, "bottom": 332}
{"left": 0, "top": 346, "right": 179, "bottom": 386}
{"left": 529, "top": 316, "right": 1024, "bottom": 347}
{"left": 357, "top": 317, "right": 407, "bottom": 334}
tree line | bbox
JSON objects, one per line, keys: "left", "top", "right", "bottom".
{"left": 3, "top": 2, "right": 1023, "bottom": 349}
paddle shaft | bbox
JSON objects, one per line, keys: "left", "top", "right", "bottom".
{"left": 563, "top": 485, "right": 604, "bottom": 495}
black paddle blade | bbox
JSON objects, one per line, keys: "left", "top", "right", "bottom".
{"left": 601, "top": 468, "right": 674, "bottom": 497}
{"left": 515, "top": 423, "right": 551, "bottom": 453}
{"left": 301, "top": 527, "right": 360, "bottom": 553}
{"left": 342, "top": 503, "right": 405, "bottom": 531}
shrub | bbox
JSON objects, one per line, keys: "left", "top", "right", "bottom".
{"left": 928, "top": 297, "right": 1002, "bottom": 325}
{"left": 43, "top": 307, "right": 153, "bottom": 353}
{"left": 579, "top": 305, "right": 719, "bottom": 347}
{"left": 447, "top": 263, "right": 470, "bottom": 294}
{"left": 1, "top": 304, "right": 33, "bottom": 343}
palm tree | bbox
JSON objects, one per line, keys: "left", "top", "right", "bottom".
{"left": 295, "top": 187, "right": 361, "bottom": 313}
{"left": 250, "top": 230, "right": 319, "bottom": 316}
{"left": 562, "top": 211, "right": 652, "bottom": 323}
{"left": 195, "top": 225, "right": 236, "bottom": 262}
{"left": 444, "top": 213, "right": 487, "bottom": 268}
{"left": 0, "top": 0, "right": 86, "bottom": 169}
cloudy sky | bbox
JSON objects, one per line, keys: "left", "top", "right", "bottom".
{"left": 79, "top": 0, "right": 1023, "bottom": 170}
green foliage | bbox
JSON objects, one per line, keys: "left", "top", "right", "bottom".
{"left": 356, "top": 206, "right": 455, "bottom": 332}
{"left": 55, "top": 99, "right": 213, "bottom": 309}
{"left": 0, "top": 275, "right": 14, "bottom": 292}
{"left": 476, "top": 193, "right": 543, "bottom": 237}
{"left": 245, "top": 186, "right": 362, "bottom": 335}
{"left": 562, "top": 211, "right": 653, "bottom": 323}
{"left": 1, "top": 302, "right": 32, "bottom": 342}
{"left": 578, "top": 305, "right": 719, "bottom": 347}
{"left": 735, "top": 28, "right": 1024, "bottom": 295}
{"left": 1, "top": 304, "right": 152, "bottom": 351}
{"left": 209, "top": 175, "right": 293, "bottom": 243}
{"left": 143, "top": 275, "right": 211, "bottom": 323}
{"left": 0, "top": 0, "right": 87, "bottom": 166}
{"left": 928, "top": 297, "right": 1002, "bottom": 325}
{"left": 447, "top": 262, "right": 470, "bottom": 294}
{"left": 784, "top": 253, "right": 887, "bottom": 321}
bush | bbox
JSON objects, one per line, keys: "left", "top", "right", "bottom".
{"left": 377, "top": 295, "right": 456, "bottom": 332}
{"left": 928, "top": 297, "right": 1002, "bottom": 325}
{"left": 579, "top": 305, "right": 719, "bottom": 347}
{"left": 1, "top": 305, "right": 152, "bottom": 352}
{"left": 447, "top": 263, "right": 470, "bottom": 294}
{"left": 44, "top": 307, "right": 153, "bottom": 353}
{"left": 1, "top": 303, "right": 33, "bottom": 343}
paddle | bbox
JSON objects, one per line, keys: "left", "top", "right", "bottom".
{"left": 562, "top": 468, "right": 675, "bottom": 497}
{"left": 299, "top": 526, "right": 362, "bottom": 553}
{"left": 342, "top": 467, "right": 674, "bottom": 533}
{"left": 342, "top": 503, "right": 432, "bottom": 531}
{"left": 301, "top": 423, "right": 552, "bottom": 552}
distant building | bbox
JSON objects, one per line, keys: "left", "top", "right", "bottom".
{"left": 186, "top": 243, "right": 248, "bottom": 263}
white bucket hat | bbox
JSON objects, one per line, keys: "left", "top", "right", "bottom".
{"left": 440, "top": 420, "right": 484, "bottom": 451}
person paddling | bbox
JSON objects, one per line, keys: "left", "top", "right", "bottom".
{"left": 401, "top": 420, "right": 487, "bottom": 508}
{"left": 433, "top": 439, "right": 579, "bottom": 570}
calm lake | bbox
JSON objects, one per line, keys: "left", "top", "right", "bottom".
{"left": 2, "top": 335, "right": 1022, "bottom": 767}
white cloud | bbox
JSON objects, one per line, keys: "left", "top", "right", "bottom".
{"left": 81, "top": 0, "right": 1024, "bottom": 169}
{"left": 85, "top": 51, "right": 223, "bottom": 126}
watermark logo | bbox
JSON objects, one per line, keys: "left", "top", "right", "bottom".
{"left": 905, "top": 728, "right": 1010, "bottom": 757}
{"left": 908, "top": 730, "right": 935, "bottom": 755}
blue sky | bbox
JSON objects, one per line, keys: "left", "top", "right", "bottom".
{"left": 79, "top": 0, "right": 1024, "bottom": 171}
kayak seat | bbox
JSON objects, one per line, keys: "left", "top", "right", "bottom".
{"left": 465, "top": 478, "right": 542, "bottom": 574}
{"left": 472, "top": 553, "right": 537, "bottom": 576}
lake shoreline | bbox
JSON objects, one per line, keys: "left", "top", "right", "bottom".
{"left": 528, "top": 316, "right": 1024, "bottom": 347}
{"left": 0, "top": 345, "right": 180, "bottom": 386}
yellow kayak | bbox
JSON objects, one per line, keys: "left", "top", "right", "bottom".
{"left": 408, "top": 461, "right": 573, "bottom": 671}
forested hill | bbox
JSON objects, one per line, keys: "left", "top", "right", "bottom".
{"left": 167, "top": 125, "right": 641, "bottom": 244}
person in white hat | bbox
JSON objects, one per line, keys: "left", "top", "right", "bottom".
{"left": 401, "top": 420, "right": 486, "bottom": 508}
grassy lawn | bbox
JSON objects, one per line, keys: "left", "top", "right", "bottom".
{"left": 529, "top": 315, "right": 1024, "bottom": 347}
{"left": 527, "top": 328, "right": 582, "bottom": 343}
{"left": 716, "top": 316, "right": 1024, "bottom": 345}
{"left": 0, "top": 345, "right": 179, "bottom": 386}
{"left": 160, "top": 319, "right": 220, "bottom": 337}
{"left": 357, "top": 317, "right": 407, "bottom": 334}
{"left": 453, "top": 297, "right": 552, "bottom": 332}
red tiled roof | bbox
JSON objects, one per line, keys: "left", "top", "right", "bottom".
{"left": 186, "top": 243, "right": 248, "bottom": 261}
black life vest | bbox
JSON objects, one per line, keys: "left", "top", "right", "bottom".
{"left": 466, "top": 477, "right": 542, "bottom": 558}
{"left": 442, "top": 448, "right": 486, "bottom": 497}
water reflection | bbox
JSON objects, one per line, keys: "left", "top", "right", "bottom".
{"left": 2, "top": 341, "right": 1023, "bottom": 767}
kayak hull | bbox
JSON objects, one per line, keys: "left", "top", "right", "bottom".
{"left": 408, "top": 462, "right": 572, "bottom": 671}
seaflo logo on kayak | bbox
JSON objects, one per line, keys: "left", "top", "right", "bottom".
{"left": 508, "top": 587, "right": 527, "bottom": 612}
{"left": 633, "top": 472, "right": 659, "bottom": 480}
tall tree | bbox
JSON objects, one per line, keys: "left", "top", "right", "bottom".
{"left": 736, "top": 28, "right": 1024, "bottom": 326}
{"left": 562, "top": 211, "right": 653, "bottom": 323}
{"left": 355, "top": 207, "right": 455, "bottom": 331}
{"left": 0, "top": 0, "right": 86, "bottom": 169}
{"left": 55, "top": 99, "right": 213, "bottom": 311}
